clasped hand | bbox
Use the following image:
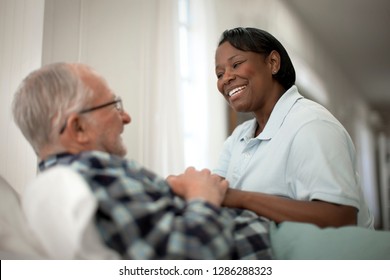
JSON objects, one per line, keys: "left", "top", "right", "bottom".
{"left": 166, "top": 167, "right": 229, "bottom": 207}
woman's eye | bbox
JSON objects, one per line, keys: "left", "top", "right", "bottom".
{"left": 216, "top": 72, "right": 223, "bottom": 79}
{"left": 233, "top": 61, "right": 242, "bottom": 68}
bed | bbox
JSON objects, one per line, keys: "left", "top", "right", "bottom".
{"left": 1, "top": 169, "right": 390, "bottom": 260}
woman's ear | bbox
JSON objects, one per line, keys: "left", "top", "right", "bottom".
{"left": 268, "top": 50, "right": 281, "bottom": 74}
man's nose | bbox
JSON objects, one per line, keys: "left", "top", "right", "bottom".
{"left": 121, "top": 111, "right": 131, "bottom": 124}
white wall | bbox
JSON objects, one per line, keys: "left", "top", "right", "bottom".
{"left": 0, "top": 0, "right": 45, "bottom": 194}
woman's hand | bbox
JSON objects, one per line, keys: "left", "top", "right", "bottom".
{"left": 167, "top": 167, "right": 229, "bottom": 207}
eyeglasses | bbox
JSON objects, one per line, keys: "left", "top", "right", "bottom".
{"left": 59, "top": 96, "right": 123, "bottom": 134}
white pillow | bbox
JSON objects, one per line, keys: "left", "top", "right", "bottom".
{"left": 22, "top": 166, "right": 119, "bottom": 259}
{"left": 0, "top": 176, "right": 46, "bottom": 259}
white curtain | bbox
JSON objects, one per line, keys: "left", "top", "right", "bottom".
{"left": 187, "top": 0, "right": 228, "bottom": 170}
{"left": 137, "top": 0, "right": 227, "bottom": 176}
{"left": 138, "top": 0, "right": 185, "bottom": 177}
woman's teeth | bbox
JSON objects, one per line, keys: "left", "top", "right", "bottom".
{"left": 228, "top": 86, "right": 246, "bottom": 97}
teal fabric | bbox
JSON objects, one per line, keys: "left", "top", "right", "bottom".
{"left": 270, "top": 222, "right": 390, "bottom": 259}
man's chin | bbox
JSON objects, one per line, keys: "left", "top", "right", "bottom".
{"left": 114, "top": 139, "right": 127, "bottom": 158}
{"left": 117, "top": 146, "right": 127, "bottom": 158}
{"left": 105, "top": 145, "right": 127, "bottom": 158}
{"left": 120, "top": 150, "right": 127, "bottom": 158}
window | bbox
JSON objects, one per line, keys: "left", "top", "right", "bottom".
{"left": 178, "top": 0, "right": 208, "bottom": 168}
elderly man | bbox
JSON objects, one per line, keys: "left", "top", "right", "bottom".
{"left": 12, "top": 63, "right": 270, "bottom": 260}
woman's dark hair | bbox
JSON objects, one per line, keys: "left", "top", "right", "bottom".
{"left": 218, "top": 27, "right": 296, "bottom": 90}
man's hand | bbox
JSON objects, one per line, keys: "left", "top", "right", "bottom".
{"left": 166, "top": 167, "right": 229, "bottom": 207}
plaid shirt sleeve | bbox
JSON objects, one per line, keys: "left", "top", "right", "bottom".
{"left": 50, "top": 151, "right": 271, "bottom": 259}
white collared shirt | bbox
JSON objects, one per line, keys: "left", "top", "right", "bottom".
{"left": 214, "top": 86, "right": 374, "bottom": 228}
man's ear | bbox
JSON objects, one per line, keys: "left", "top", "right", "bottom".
{"left": 268, "top": 50, "right": 281, "bottom": 74}
{"left": 66, "top": 114, "right": 90, "bottom": 144}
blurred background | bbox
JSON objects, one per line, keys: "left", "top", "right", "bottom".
{"left": 1, "top": 0, "right": 389, "bottom": 229}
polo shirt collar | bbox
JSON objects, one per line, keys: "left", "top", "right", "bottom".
{"left": 242, "top": 86, "right": 303, "bottom": 141}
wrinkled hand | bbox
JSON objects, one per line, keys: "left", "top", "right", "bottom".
{"left": 166, "top": 167, "right": 229, "bottom": 207}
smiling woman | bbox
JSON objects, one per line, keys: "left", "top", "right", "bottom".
{"left": 215, "top": 28, "right": 295, "bottom": 131}
{"left": 213, "top": 27, "right": 374, "bottom": 229}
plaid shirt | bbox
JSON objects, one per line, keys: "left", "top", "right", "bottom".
{"left": 39, "top": 151, "right": 271, "bottom": 259}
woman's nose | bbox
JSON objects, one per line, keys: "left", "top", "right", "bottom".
{"left": 222, "top": 69, "right": 235, "bottom": 85}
